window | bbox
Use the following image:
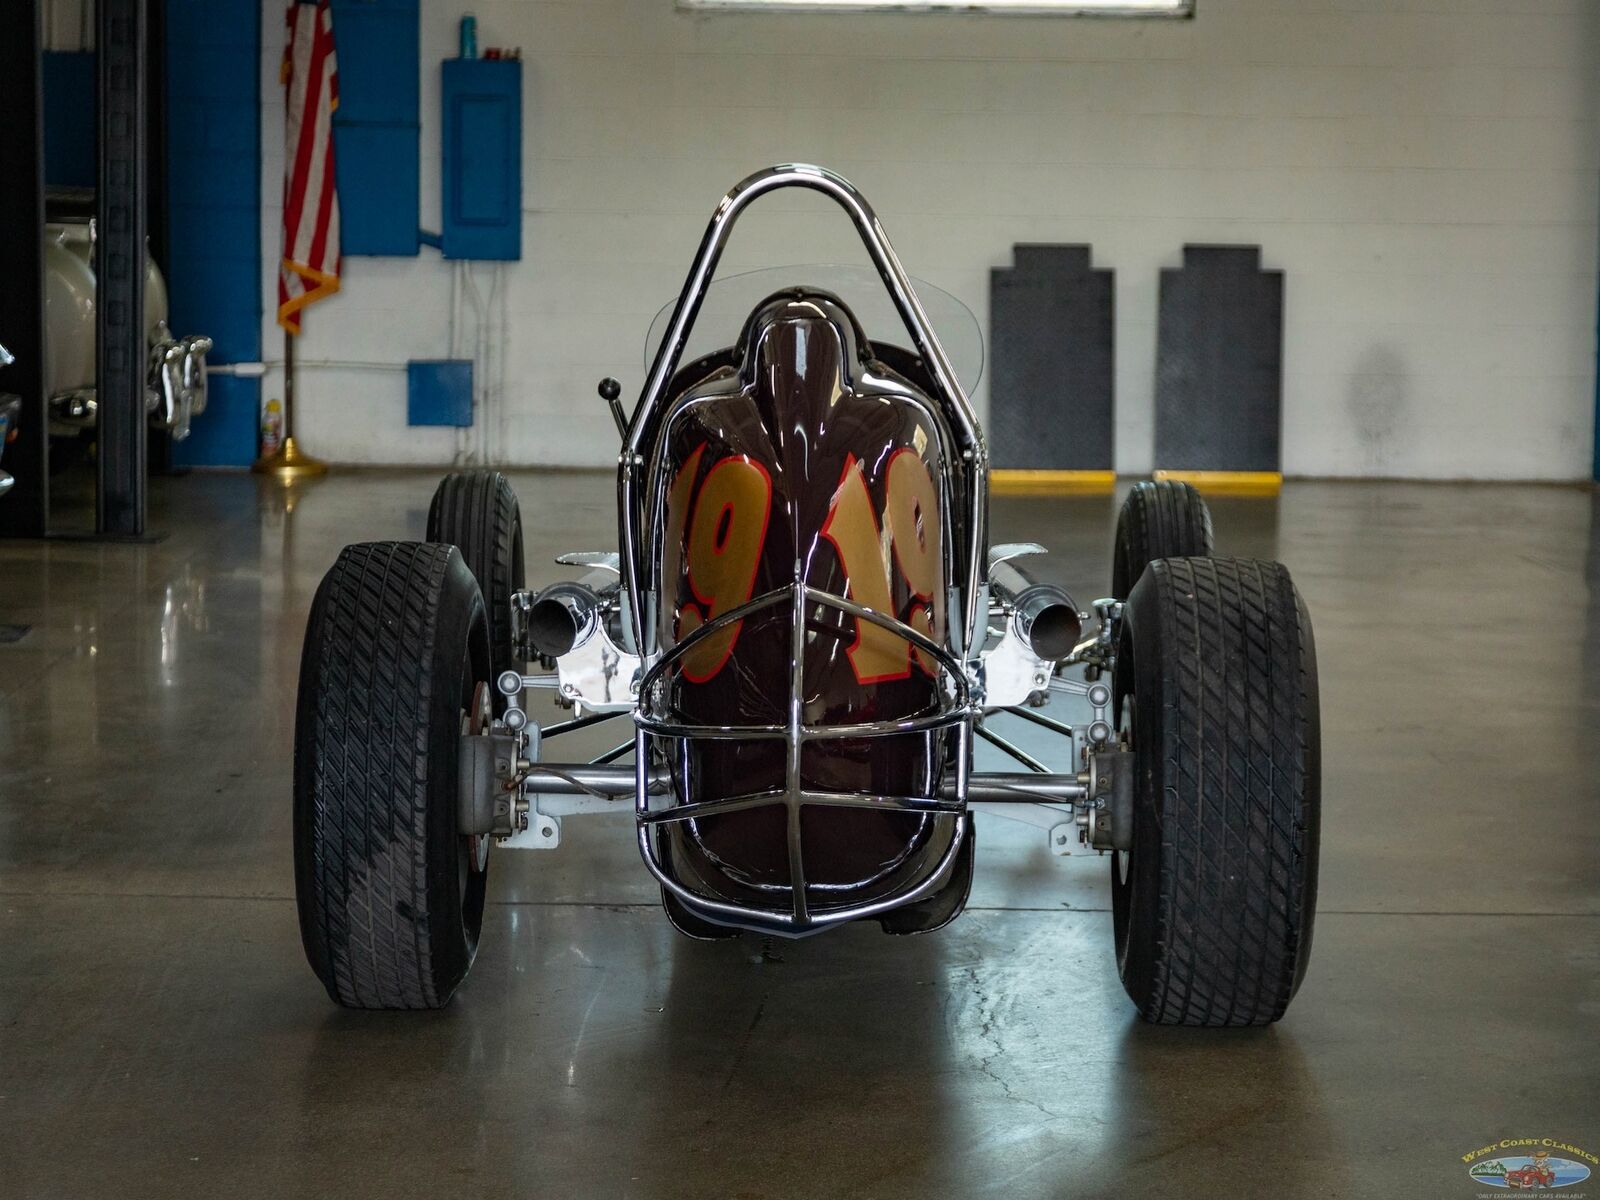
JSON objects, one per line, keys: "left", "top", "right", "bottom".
{"left": 680, "top": 0, "right": 1189, "bottom": 13}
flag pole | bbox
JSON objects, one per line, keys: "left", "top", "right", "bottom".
{"left": 252, "top": 327, "right": 327, "bottom": 480}
{"left": 254, "top": 0, "right": 337, "bottom": 483}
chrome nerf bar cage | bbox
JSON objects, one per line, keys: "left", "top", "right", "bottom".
{"left": 632, "top": 579, "right": 974, "bottom": 933}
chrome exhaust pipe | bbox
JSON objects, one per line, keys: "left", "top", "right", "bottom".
{"left": 990, "top": 560, "right": 1082, "bottom": 661}
{"left": 525, "top": 570, "right": 616, "bottom": 658}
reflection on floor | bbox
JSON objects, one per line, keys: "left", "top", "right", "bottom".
{"left": 1, "top": 471, "right": 1596, "bottom": 1198}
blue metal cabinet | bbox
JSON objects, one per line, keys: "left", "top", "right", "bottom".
{"left": 441, "top": 59, "right": 521, "bottom": 261}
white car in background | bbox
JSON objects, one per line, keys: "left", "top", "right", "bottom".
{"left": 44, "top": 189, "right": 212, "bottom": 445}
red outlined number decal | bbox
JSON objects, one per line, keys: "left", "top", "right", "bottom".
{"left": 820, "top": 451, "right": 943, "bottom": 684}
{"left": 672, "top": 445, "right": 940, "bottom": 686}
{"left": 675, "top": 450, "right": 772, "bottom": 683}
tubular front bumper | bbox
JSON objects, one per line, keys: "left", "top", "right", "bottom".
{"left": 632, "top": 579, "right": 973, "bottom": 935}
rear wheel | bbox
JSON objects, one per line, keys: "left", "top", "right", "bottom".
{"left": 1113, "top": 556, "right": 1320, "bottom": 1026}
{"left": 1112, "top": 480, "right": 1213, "bottom": 600}
{"left": 428, "top": 471, "right": 525, "bottom": 695}
{"left": 294, "top": 541, "right": 491, "bottom": 1009}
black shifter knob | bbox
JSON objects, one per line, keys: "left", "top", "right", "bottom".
{"left": 597, "top": 377, "right": 626, "bottom": 437}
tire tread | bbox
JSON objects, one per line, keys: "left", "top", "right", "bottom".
{"left": 428, "top": 470, "right": 523, "bottom": 682}
{"left": 1113, "top": 480, "right": 1214, "bottom": 599}
{"left": 1133, "top": 555, "right": 1318, "bottom": 1026}
{"left": 296, "top": 541, "right": 460, "bottom": 1009}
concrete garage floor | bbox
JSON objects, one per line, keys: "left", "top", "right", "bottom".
{"left": 1, "top": 471, "right": 1597, "bottom": 1199}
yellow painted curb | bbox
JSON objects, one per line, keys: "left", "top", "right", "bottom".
{"left": 991, "top": 469, "right": 1117, "bottom": 496}
{"left": 1152, "top": 469, "right": 1282, "bottom": 496}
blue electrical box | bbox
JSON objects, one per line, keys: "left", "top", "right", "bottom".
{"left": 407, "top": 359, "right": 474, "bottom": 426}
{"left": 441, "top": 58, "right": 521, "bottom": 261}
{"left": 330, "top": 0, "right": 420, "bottom": 256}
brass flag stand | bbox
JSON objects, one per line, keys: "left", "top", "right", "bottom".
{"left": 252, "top": 331, "right": 327, "bottom": 481}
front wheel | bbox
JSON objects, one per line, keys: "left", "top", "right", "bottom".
{"left": 294, "top": 541, "right": 492, "bottom": 1009}
{"left": 1113, "top": 556, "right": 1320, "bottom": 1026}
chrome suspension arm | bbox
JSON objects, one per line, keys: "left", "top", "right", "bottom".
{"left": 520, "top": 764, "right": 1084, "bottom": 806}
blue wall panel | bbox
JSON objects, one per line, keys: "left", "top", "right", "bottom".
{"left": 331, "top": 0, "right": 418, "bottom": 122}
{"left": 330, "top": 0, "right": 420, "bottom": 257}
{"left": 167, "top": 0, "right": 261, "bottom": 467}
{"left": 336, "top": 125, "right": 420, "bottom": 255}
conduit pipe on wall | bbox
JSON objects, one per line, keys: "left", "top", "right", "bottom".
{"left": 480, "top": 264, "right": 500, "bottom": 465}
{"left": 450, "top": 259, "right": 466, "bottom": 464}
{"left": 260, "top": 360, "right": 405, "bottom": 373}
{"left": 489, "top": 262, "right": 507, "bottom": 465}
{"left": 448, "top": 259, "right": 510, "bottom": 467}
{"left": 456, "top": 259, "right": 496, "bottom": 467}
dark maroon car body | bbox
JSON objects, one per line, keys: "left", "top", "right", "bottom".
{"left": 643, "top": 291, "right": 972, "bottom": 932}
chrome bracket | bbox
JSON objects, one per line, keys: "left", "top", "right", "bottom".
{"left": 497, "top": 669, "right": 532, "bottom": 732}
{"left": 508, "top": 590, "right": 534, "bottom": 663}
{"left": 499, "top": 635, "right": 642, "bottom": 716}
{"left": 502, "top": 793, "right": 563, "bottom": 849}
{"left": 1085, "top": 680, "right": 1112, "bottom": 749}
{"left": 977, "top": 623, "right": 1053, "bottom": 708}
{"left": 554, "top": 624, "right": 641, "bottom": 713}
{"left": 1073, "top": 598, "right": 1123, "bottom": 681}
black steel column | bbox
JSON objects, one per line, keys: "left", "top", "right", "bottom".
{"left": 146, "top": 0, "right": 176, "bottom": 476}
{"left": 0, "top": 0, "right": 50, "bottom": 538}
{"left": 96, "top": 0, "right": 149, "bottom": 536}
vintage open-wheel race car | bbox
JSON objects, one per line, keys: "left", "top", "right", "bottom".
{"left": 293, "top": 164, "right": 1321, "bottom": 1026}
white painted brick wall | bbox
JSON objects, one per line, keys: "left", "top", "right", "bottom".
{"left": 259, "top": 0, "right": 1600, "bottom": 478}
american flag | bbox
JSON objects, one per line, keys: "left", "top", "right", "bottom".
{"left": 277, "top": 0, "right": 340, "bottom": 335}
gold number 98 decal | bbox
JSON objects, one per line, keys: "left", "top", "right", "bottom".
{"left": 670, "top": 444, "right": 941, "bottom": 685}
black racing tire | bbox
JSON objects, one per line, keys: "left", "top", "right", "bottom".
{"left": 427, "top": 471, "right": 525, "bottom": 696}
{"left": 1111, "top": 480, "right": 1213, "bottom": 600}
{"left": 1112, "top": 556, "right": 1320, "bottom": 1026}
{"left": 294, "top": 541, "right": 492, "bottom": 1009}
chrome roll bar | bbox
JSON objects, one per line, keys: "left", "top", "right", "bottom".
{"left": 617, "top": 163, "right": 991, "bottom": 662}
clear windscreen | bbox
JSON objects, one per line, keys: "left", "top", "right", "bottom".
{"left": 645, "top": 265, "right": 983, "bottom": 393}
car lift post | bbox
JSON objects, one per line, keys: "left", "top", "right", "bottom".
{"left": 0, "top": 0, "right": 51, "bottom": 539}
{"left": 146, "top": 0, "right": 175, "bottom": 478}
{"left": 96, "top": 0, "right": 150, "bottom": 537}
